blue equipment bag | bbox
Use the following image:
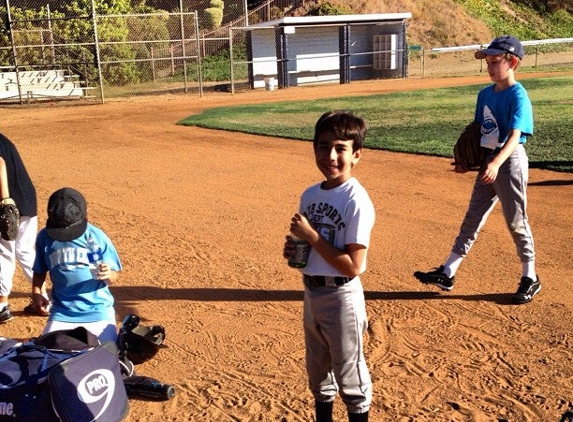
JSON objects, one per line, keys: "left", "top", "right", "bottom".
{"left": 0, "top": 328, "right": 128, "bottom": 422}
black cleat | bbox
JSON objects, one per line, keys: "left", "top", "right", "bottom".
{"left": 414, "top": 266, "right": 454, "bottom": 291}
{"left": 512, "top": 276, "right": 541, "bottom": 304}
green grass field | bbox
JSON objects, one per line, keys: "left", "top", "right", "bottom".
{"left": 179, "top": 74, "right": 573, "bottom": 173}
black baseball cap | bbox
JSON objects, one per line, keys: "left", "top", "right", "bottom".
{"left": 475, "top": 35, "right": 524, "bottom": 60}
{"left": 46, "top": 187, "right": 88, "bottom": 241}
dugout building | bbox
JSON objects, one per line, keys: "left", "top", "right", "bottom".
{"left": 246, "top": 13, "right": 412, "bottom": 89}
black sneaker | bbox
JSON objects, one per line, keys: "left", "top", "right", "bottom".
{"left": 0, "top": 305, "right": 13, "bottom": 323}
{"left": 414, "top": 266, "right": 454, "bottom": 291}
{"left": 513, "top": 276, "right": 541, "bottom": 304}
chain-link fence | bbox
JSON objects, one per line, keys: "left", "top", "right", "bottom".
{"left": 1, "top": 0, "right": 95, "bottom": 102}
{"left": 408, "top": 39, "right": 573, "bottom": 78}
{"left": 0, "top": 0, "right": 302, "bottom": 103}
{"left": 96, "top": 11, "right": 201, "bottom": 99}
{"left": 1, "top": 0, "right": 201, "bottom": 103}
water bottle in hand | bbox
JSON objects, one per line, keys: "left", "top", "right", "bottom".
{"left": 87, "top": 236, "right": 103, "bottom": 279}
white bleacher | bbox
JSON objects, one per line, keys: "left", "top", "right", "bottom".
{"left": 0, "top": 69, "right": 88, "bottom": 101}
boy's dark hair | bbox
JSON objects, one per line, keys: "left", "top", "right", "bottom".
{"left": 313, "top": 110, "right": 367, "bottom": 152}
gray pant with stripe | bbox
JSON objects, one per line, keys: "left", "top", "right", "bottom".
{"left": 303, "top": 277, "right": 372, "bottom": 414}
{"left": 452, "top": 144, "right": 535, "bottom": 263}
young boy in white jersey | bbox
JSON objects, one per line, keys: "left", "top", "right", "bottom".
{"left": 414, "top": 35, "right": 540, "bottom": 304}
{"left": 31, "top": 187, "right": 122, "bottom": 342}
{"left": 283, "top": 111, "right": 375, "bottom": 422}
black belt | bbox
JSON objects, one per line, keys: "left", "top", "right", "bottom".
{"left": 304, "top": 274, "right": 352, "bottom": 288}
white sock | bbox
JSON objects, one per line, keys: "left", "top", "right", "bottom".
{"left": 522, "top": 261, "right": 537, "bottom": 281}
{"left": 443, "top": 252, "right": 464, "bottom": 278}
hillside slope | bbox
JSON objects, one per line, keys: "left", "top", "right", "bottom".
{"left": 293, "top": 0, "right": 571, "bottom": 48}
{"left": 295, "top": 0, "right": 492, "bottom": 47}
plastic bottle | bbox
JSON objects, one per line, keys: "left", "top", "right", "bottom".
{"left": 288, "top": 235, "right": 310, "bottom": 268}
{"left": 86, "top": 236, "right": 103, "bottom": 279}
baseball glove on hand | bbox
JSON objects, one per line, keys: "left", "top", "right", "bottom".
{"left": 453, "top": 121, "right": 486, "bottom": 173}
{"left": 0, "top": 198, "right": 20, "bottom": 241}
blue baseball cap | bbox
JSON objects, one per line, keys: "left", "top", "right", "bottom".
{"left": 475, "top": 35, "right": 524, "bottom": 60}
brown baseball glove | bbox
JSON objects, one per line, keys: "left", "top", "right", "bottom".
{"left": 453, "top": 121, "right": 487, "bottom": 172}
{"left": 0, "top": 197, "right": 20, "bottom": 241}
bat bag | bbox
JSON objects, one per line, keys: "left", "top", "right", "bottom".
{"left": 0, "top": 328, "right": 128, "bottom": 422}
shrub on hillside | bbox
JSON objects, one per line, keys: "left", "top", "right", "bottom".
{"left": 204, "top": 7, "right": 224, "bottom": 29}
{"left": 304, "top": 1, "right": 352, "bottom": 16}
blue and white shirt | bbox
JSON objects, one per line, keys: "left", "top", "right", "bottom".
{"left": 475, "top": 81, "right": 533, "bottom": 150}
{"left": 33, "top": 223, "right": 122, "bottom": 324}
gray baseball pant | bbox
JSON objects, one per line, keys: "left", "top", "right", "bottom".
{"left": 452, "top": 144, "right": 535, "bottom": 263}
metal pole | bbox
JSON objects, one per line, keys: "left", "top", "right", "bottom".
{"left": 91, "top": 0, "right": 105, "bottom": 103}
{"left": 179, "top": 0, "right": 188, "bottom": 93}
{"left": 5, "top": 0, "right": 23, "bottom": 103}
{"left": 229, "top": 27, "right": 234, "bottom": 94}
{"left": 151, "top": 46, "right": 156, "bottom": 81}
{"left": 421, "top": 47, "right": 425, "bottom": 78}
{"left": 244, "top": 0, "right": 248, "bottom": 26}
{"left": 47, "top": 4, "right": 56, "bottom": 67}
{"left": 195, "top": 12, "right": 203, "bottom": 97}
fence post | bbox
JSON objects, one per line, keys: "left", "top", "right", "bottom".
{"left": 179, "top": 4, "right": 188, "bottom": 93}
{"left": 151, "top": 46, "right": 156, "bottom": 81}
{"left": 91, "top": 0, "right": 105, "bottom": 103}
{"left": 5, "top": 0, "right": 24, "bottom": 104}
{"left": 194, "top": 11, "right": 203, "bottom": 97}
{"left": 47, "top": 4, "right": 56, "bottom": 67}
{"left": 421, "top": 47, "right": 425, "bottom": 78}
{"left": 230, "top": 27, "right": 236, "bottom": 94}
{"left": 339, "top": 25, "right": 350, "bottom": 84}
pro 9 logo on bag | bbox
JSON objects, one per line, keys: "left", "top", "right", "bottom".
{"left": 77, "top": 369, "right": 116, "bottom": 420}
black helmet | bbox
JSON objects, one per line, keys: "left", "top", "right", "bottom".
{"left": 118, "top": 314, "right": 166, "bottom": 365}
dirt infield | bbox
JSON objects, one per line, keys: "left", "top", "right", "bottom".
{"left": 1, "top": 74, "right": 572, "bottom": 421}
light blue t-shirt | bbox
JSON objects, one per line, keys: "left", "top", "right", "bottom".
{"left": 33, "top": 223, "right": 122, "bottom": 323}
{"left": 475, "top": 81, "right": 533, "bottom": 150}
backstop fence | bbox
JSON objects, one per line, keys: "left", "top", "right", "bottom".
{"left": 1, "top": 0, "right": 201, "bottom": 103}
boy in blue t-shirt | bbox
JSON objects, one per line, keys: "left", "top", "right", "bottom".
{"left": 414, "top": 35, "right": 540, "bottom": 304}
{"left": 31, "top": 187, "right": 122, "bottom": 342}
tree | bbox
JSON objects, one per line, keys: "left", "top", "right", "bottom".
{"left": 54, "top": 0, "right": 139, "bottom": 85}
